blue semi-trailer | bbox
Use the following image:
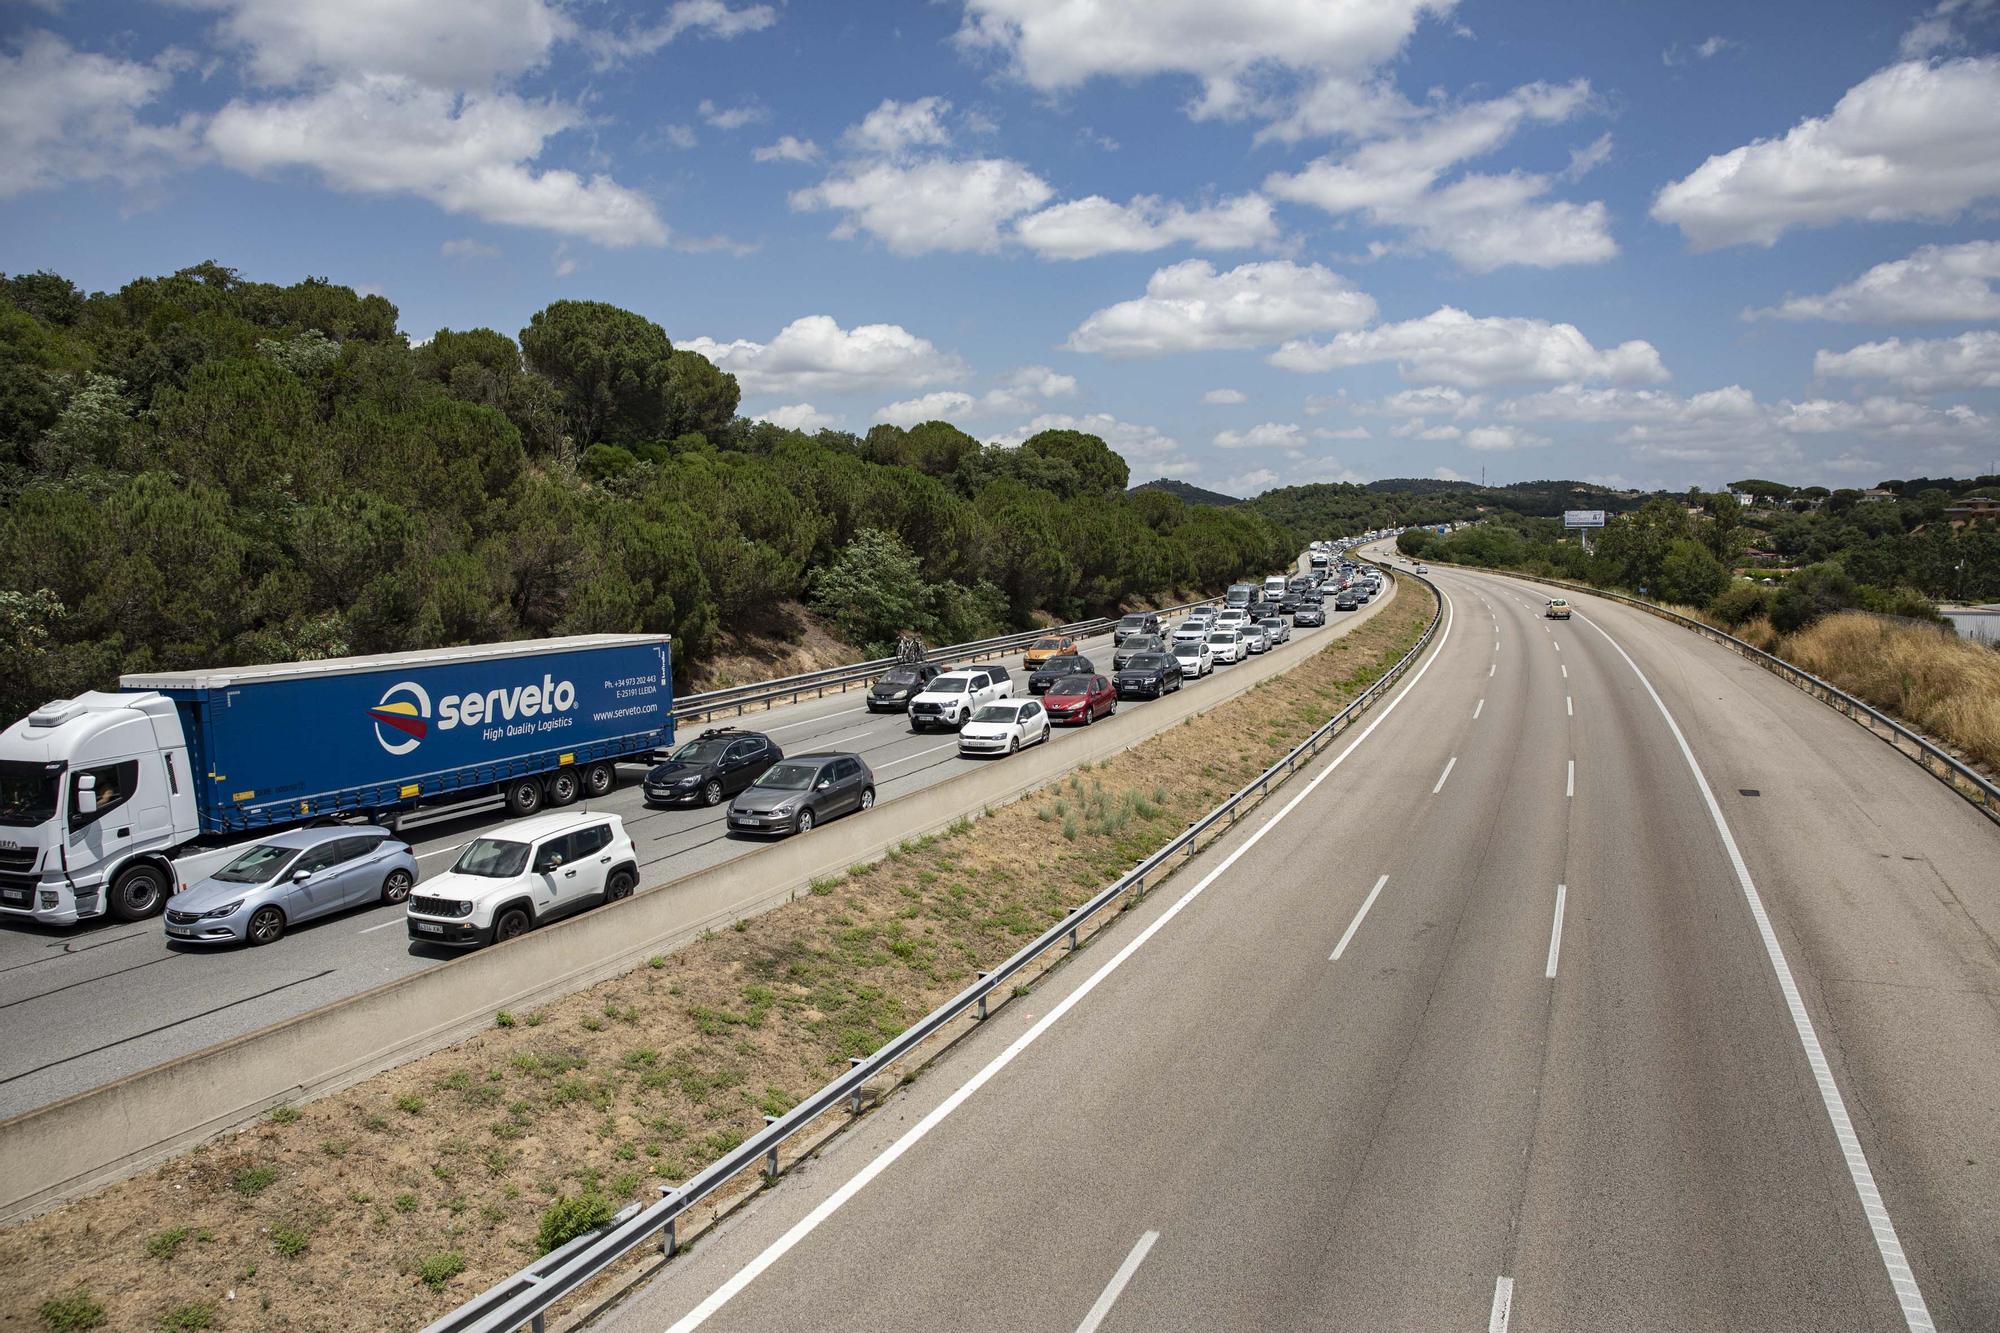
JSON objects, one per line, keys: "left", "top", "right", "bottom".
{"left": 0, "top": 634, "right": 672, "bottom": 925}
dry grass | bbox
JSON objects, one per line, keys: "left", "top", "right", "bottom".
{"left": 0, "top": 588, "right": 1433, "bottom": 1332}
{"left": 687, "top": 600, "right": 863, "bottom": 692}
{"left": 1778, "top": 613, "right": 2000, "bottom": 773}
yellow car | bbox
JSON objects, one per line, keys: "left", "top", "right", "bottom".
{"left": 1545, "top": 598, "right": 1571, "bottom": 620}
{"left": 1024, "top": 633, "right": 1082, "bottom": 667}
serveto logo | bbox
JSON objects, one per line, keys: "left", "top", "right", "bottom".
{"left": 369, "top": 682, "right": 432, "bottom": 756}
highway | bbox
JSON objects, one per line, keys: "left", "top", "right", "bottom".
{"left": 604, "top": 554, "right": 1999, "bottom": 1333}
{"left": 0, "top": 571, "right": 1389, "bottom": 1118}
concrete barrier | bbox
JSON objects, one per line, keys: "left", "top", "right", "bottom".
{"left": 0, "top": 584, "right": 1400, "bottom": 1223}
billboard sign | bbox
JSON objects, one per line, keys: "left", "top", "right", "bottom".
{"left": 1563, "top": 510, "right": 1607, "bottom": 528}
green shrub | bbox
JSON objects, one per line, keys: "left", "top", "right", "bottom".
{"left": 271, "top": 1223, "right": 311, "bottom": 1258}
{"left": 536, "top": 1191, "right": 615, "bottom": 1254}
{"left": 36, "top": 1290, "right": 107, "bottom": 1331}
{"left": 145, "top": 1227, "right": 189, "bottom": 1261}
{"left": 267, "top": 1104, "right": 300, "bottom": 1125}
{"left": 415, "top": 1251, "right": 466, "bottom": 1291}
{"left": 156, "top": 1304, "right": 215, "bottom": 1331}
{"left": 231, "top": 1165, "right": 277, "bottom": 1196}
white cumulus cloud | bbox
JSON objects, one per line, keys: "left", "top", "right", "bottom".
{"left": 753, "top": 135, "right": 820, "bottom": 163}
{"left": 753, "top": 403, "right": 841, "bottom": 432}
{"left": 1203, "top": 388, "right": 1248, "bottom": 405}
{"left": 1067, "top": 259, "right": 1377, "bottom": 356}
{"left": 791, "top": 157, "right": 1053, "bottom": 255}
{"left": 0, "top": 30, "right": 202, "bottom": 199}
{"left": 1749, "top": 240, "right": 2000, "bottom": 323}
{"left": 1813, "top": 330, "right": 2000, "bottom": 391}
{"left": 1652, "top": 56, "right": 2000, "bottom": 248}
{"left": 185, "top": 0, "right": 572, "bottom": 88}
{"left": 1015, "top": 192, "right": 1278, "bottom": 259}
{"left": 1270, "top": 307, "right": 1668, "bottom": 387}
{"left": 1214, "top": 422, "right": 1305, "bottom": 450}
{"left": 841, "top": 96, "right": 954, "bottom": 157}
{"left": 683, "top": 315, "right": 967, "bottom": 396}
{"left": 1463, "top": 425, "right": 1550, "bottom": 451}
{"left": 988, "top": 412, "right": 1183, "bottom": 463}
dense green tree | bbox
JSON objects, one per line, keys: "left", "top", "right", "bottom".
{"left": 1655, "top": 538, "right": 1731, "bottom": 607}
{"left": 1022, "top": 428, "right": 1129, "bottom": 494}
{"left": 519, "top": 300, "right": 673, "bottom": 445}
{"left": 663, "top": 348, "right": 740, "bottom": 439}
{"left": 1772, "top": 563, "right": 1858, "bottom": 633}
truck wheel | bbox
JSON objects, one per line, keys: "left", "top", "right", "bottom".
{"left": 247, "top": 906, "right": 285, "bottom": 946}
{"left": 582, "top": 762, "right": 616, "bottom": 798}
{"left": 108, "top": 863, "right": 168, "bottom": 922}
{"left": 545, "top": 769, "right": 580, "bottom": 807}
{"left": 492, "top": 907, "right": 531, "bottom": 943}
{"left": 380, "top": 868, "right": 414, "bottom": 905}
{"left": 606, "top": 869, "right": 636, "bottom": 902}
{"left": 504, "top": 779, "right": 543, "bottom": 817}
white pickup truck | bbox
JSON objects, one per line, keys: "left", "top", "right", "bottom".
{"left": 907, "top": 667, "right": 1014, "bottom": 732}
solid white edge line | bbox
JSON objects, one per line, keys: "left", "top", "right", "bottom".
{"left": 1575, "top": 609, "right": 1936, "bottom": 1333}
{"left": 1330, "top": 874, "right": 1390, "bottom": 961}
{"left": 1544, "top": 885, "right": 1566, "bottom": 979}
{"left": 663, "top": 587, "right": 1458, "bottom": 1332}
{"left": 876, "top": 740, "right": 961, "bottom": 770}
{"left": 357, "top": 919, "right": 403, "bottom": 935}
{"left": 1433, "top": 756, "right": 1458, "bottom": 794}
{"left": 764, "top": 707, "right": 867, "bottom": 735}
{"left": 1488, "top": 1275, "right": 1515, "bottom": 1333}
{"left": 1075, "top": 1230, "right": 1159, "bottom": 1333}
{"left": 416, "top": 843, "right": 466, "bottom": 862}
{"left": 1565, "top": 759, "right": 1574, "bottom": 798}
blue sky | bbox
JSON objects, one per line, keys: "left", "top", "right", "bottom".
{"left": 5, "top": 0, "right": 1999, "bottom": 495}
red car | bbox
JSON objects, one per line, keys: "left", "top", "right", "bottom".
{"left": 1042, "top": 673, "right": 1116, "bottom": 725}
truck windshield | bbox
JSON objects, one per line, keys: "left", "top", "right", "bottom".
{"left": 927, "top": 677, "right": 970, "bottom": 693}
{"left": 453, "top": 838, "right": 530, "bottom": 878}
{"left": 0, "top": 763, "right": 58, "bottom": 827}
{"left": 213, "top": 843, "right": 300, "bottom": 883}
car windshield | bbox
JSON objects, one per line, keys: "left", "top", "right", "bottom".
{"left": 927, "top": 677, "right": 970, "bottom": 693}
{"left": 452, "top": 838, "right": 530, "bottom": 878}
{"left": 1174, "top": 643, "right": 1200, "bottom": 656}
{"left": 670, "top": 738, "right": 731, "bottom": 765}
{"left": 882, "top": 667, "right": 922, "bottom": 685}
{"left": 0, "top": 762, "right": 59, "bottom": 827}
{"left": 1207, "top": 632, "right": 1234, "bottom": 642}
{"left": 756, "top": 762, "right": 823, "bottom": 791}
{"left": 971, "top": 705, "right": 1022, "bottom": 723}
{"left": 1119, "top": 616, "right": 1148, "bottom": 627}
{"left": 1032, "top": 638, "right": 1063, "bottom": 650}
{"left": 1040, "top": 657, "right": 1084, "bottom": 673}
{"left": 1128, "top": 655, "right": 1168, "bottom": 669}
{"left": 1052, "top": 676, "right": 1093, "bottom": 694}
{"left": 212, "top": 843, "right": 300, "bottom": 883}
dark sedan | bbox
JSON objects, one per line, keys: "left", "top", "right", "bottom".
{"left": 1028, "top": 653, "right": 1096, "bottom": 694}
{"left": 726, "top": 752, "right": 874, "bottom": 836}
{"left": 866, "top": 663, "right": 941, "bottom": 712}
{"left": 1333, "top": 591, "right": 1359, "bottom": 611}
{"left": 1115, "top": 652, "right": 1183, "bottom": 699}
{"left": 644, "top": 729, "right": 782, "bottom": 807}
{"left": 1112, "top": 634, "right": 1166, "bottom": 670}
{"left": 1043, "top": 674, "right": 1117, "bottom": 725}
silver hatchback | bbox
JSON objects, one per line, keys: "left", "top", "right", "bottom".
{"left": 165, "top": 826, "right": 418, "bottom": 946}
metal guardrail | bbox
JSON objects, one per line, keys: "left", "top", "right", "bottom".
{"left": 427, "top": 570, "right": 1444, "bottom": 1333}
{"left": 1431, "top": 562, "right": 2000, "bottom": 826}
{"left": 670, "top": 599, "right": 1220, "bottom": 723}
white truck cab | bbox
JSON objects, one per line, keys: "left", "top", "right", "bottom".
{"left": 0, "top": 692, "right": 200, "bottom": 924}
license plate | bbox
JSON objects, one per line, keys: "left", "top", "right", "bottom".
{"left": 416, "top": 922, "right": 443, "bottom": 934}
{"left": 166, "top": 926, "right": 192, "bottom": 937}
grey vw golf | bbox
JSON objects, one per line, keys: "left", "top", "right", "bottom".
{"left": 726, "top": 753, "right": 875, "bottom": 836}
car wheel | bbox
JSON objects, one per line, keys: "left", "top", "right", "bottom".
{"left": 859, "top": 787, "right": 875, "bottom": 811}
{"left": 583, "top": 762, "right": 616, "bottom": 798}
{"left": 606, "top": 869, "right": 636, "bottom": 902}
{"left": 504, "top": 778, "right": 543, "bottom": 816}
{"left": 381, "top": 868, "right": 414, "bottom": 905}
{"left": 108, "top": 862, "right": 169, "bottom": 922}
{"left": 247, "top": 905, "right": 285, "bottom": 946}
{"left": 545, "top": 769, "right": 580, "bottom": 807}
{"left": 702, "top": 779, "right": 724, "bottom": 807}
{"left": 794, "top": 807, "right": 815, "bottom": 835}
{"left": 1008, "top": 736, "right": 1019, "bottom": 754}
{"left": 493, "top": 907, "right": 532, "bottom": 943}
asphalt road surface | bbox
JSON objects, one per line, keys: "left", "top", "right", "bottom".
{"left": 0, "top": 568, "right": 1386, "bottom": 1118}
{"left": 605, "top": 553, "right": 1997, "bottom": 1333}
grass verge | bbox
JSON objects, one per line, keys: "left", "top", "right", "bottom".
{"left": 0, "top": 583, "right": 1433, "bottom": 1332}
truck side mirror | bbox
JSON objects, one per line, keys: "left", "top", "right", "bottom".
{"left": 76, "top": 774, "right": 98, "bottom": 815}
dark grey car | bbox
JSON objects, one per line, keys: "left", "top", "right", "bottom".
{"left": 1112, "top": 634, "right": 1166, "bottom": 670}
{"left": 725, "top": 753, "right": 875, "bottom": 836}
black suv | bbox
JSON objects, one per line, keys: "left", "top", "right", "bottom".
{"left": 1028, "top": 654, "right": 1094, "bottom": 694}
{"left": 726, "top": 752, "right": 875, "bottom": 837}
{"left": 1112, "top": 634, "right": 1166, "bottom": 671}
{"left": 867, "top": 662, "right": 941, "bottom": 712}
{"left": 644, "top": 729, "right": 781, "bottom": 807}
{"left": 1115, "top": 652, "right": 1183, "bottom": 699}
{"left": 1113, "top": 612, "right": 1163, "bottom": 646}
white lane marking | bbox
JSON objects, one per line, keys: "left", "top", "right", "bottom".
{"left": 1566, "top": 759, "right": 1575, "bottom": 798}
{"left": 417, "top": 843, "right": 466, "bottom": 862}
{"left": 1473, "top": 698, "right": 1484, "bottom": 720}
{"left": 1560, "top": 664, "right": 1568, "bottom": 679}
{"left": 1489, "top": 1276, "right": 1515, "bottom": 1333}
{"left": 1566, "top": 695, "right": 1573, "bottom": 717}
{"left": 875, "top": 741, "right": 960, "bottom": 771}
{"left": 1544, "top": 885, "right": 1567, "bottom": 979}
{"left": 1488, "top": 663, "right": 1495, "bottom": 677}
{"left": 1433, "top": 756, "right": 1458, "bottom": 794}
{"left": 1076, "top": 1230, "right": 1160, "bottom": 1333}
{"left": 1553, "top": 641, "right": 1561, "bottom": 652}
{"left": 1330, "top": 875, "right": 1390, "bottom": 961}
{"left": 1576, "top": 610, "right": 1936, "bottom": 1332}
{"left": 358, "top": 919, "right": 403, "bottom": 934}
{"left": 1494, "top": 641, "right": 1500, "bottom": 653}
{"left": 664, "top": 588, "right": 1459, "bottom": 1332}
{"left": 764, "top": 707, "right": 867, "bottom": 735}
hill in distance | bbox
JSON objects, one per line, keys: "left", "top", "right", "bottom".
{"left": 1129, "top": 477, "right": 1241, "bottom": 506}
